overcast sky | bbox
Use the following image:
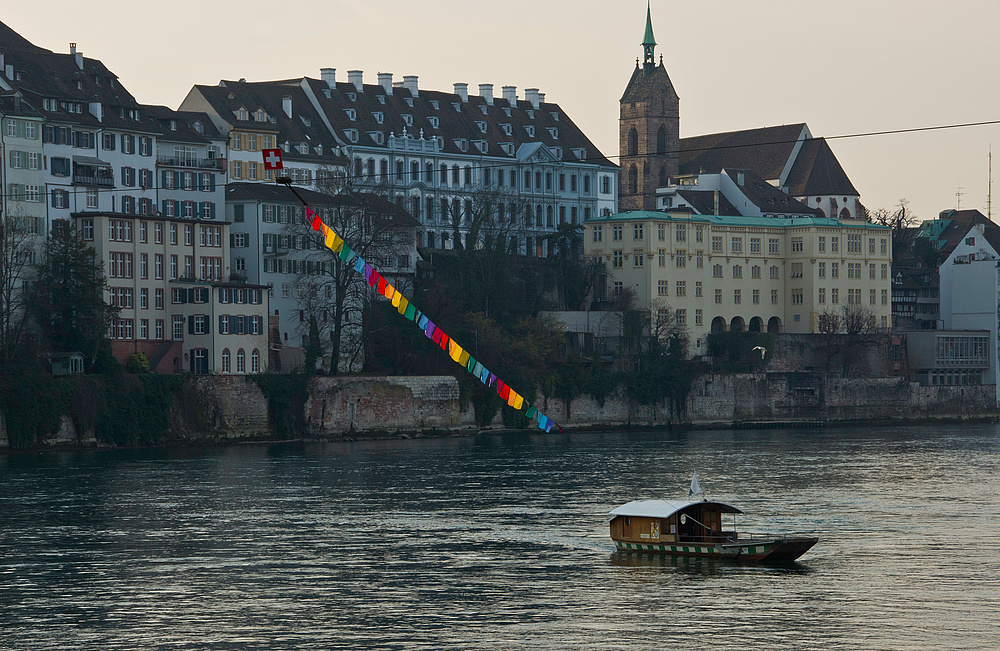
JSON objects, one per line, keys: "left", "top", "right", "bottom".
{"left": 6, "top": 0, "right": 1000, "bottom": 221}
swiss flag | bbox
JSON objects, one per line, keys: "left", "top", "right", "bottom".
{"left": 262, "top": 148, "right": 283, "bottom": 170}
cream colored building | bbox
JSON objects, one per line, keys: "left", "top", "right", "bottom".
{"left": 73, "top": 211, "right": 268, "bottom": 374}
{"left": 584, "top": 209, "right": 892, "bottom": 349}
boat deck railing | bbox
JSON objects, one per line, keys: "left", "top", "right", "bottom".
{"left": 677, "top": 530, "right": 791, "bottom": 545}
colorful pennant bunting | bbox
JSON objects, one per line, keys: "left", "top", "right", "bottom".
{"left": 304, "top": 206, "right": 559, "bottom": 433}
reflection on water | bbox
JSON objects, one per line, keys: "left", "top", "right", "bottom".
{"left": 1, "top": 424, "right": 999, "bottom": 650}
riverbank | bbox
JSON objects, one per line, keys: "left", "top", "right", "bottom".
{"left": 1, "top": 372, "right": 996, "bottom": 452}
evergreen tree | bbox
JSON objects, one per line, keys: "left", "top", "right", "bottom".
{"left": 30, "top": 219, "right": 117, "bottom": 366}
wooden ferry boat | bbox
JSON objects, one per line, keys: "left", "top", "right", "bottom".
{"left": 609, "top": 476, "right": 818, "bottom": 562}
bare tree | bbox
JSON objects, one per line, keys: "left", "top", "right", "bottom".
{"left": 816, "top": 304, "right": 885, "bottom": 375}
{"left": 868, "top": 199, "right": 919, "bottom": 265}
{"left": 442, "top": 185, "right": 530, "bottom": 319}
{"left": 0, "top": 207, "right": 40, "bottom": 366}
{"left": 289, "top": 170, "right": 415, "bottom": 375}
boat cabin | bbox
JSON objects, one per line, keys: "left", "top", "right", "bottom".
{"left": 609, "top": 499, "right": 743, "bottom": 546}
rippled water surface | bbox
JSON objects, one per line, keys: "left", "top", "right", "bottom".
{"left": 2, "top": 425, "right": 1000, "bottom": 649}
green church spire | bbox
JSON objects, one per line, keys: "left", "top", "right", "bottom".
{"left": 642, "top": 2, "right": 657, "bottom": 73}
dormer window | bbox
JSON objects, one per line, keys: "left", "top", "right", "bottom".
{"left": 573, "top": 147, "right": 586, "bottom": 160}
{"left": 476, "top": 121, "right": 487, "bottom": 133}
{"left": 525, "top": 125, "right": 535, "bottom": 138}
{"left": 369, "top": 131, "right": 385, "bottom": 145}
{"left": 300, "top": 115, "right": 311, "bottom": 127}
{"left": 373, "top": 112, "right": 384, "bottom": 124}
{"left": 479, "top": 105, "right": 488, "bottom": 115}
{"left": 550, "top": 111, "right": 560, "bottom": 121}
{"left": 501, "top": 142, "right": 514, "bottom": 156}
{"left": 430, "top": 100, "right": 440, "bottom": 110}
{"left": 503, "top": 107, "right": 511, "bottom": 117}
{"left": 193, "top": 121, "right": 204, "bottom": 134}
{"left": 254, "top": 109, "right": 267, "bottom": 122}
{"left": 402, "top": 114, "right": 413, "bottom": 127}
{"left": 169, "top": 120, "right": 177, "bottom": 131}
{"left": 451, "top": 102, "right": 461, "bottom": 112}
{"left": 297, "top": 143, "right": 308, "bottom": 155}
{"left": 502, "top": 123, "right": 512, "bottom": 136}
{"left": 344, "top": 128, "right": 359, "bottom": 143}
{"left": 474, "top": 140, "right": 487, "bottom": 154}
{"left": 347, "top": 92, "right": 357, "bottom": 102}
{"left": 553, "top": 147, "right": 563, "bottom": 159}
{"left": 236, "top": 107, "right": 248, "bottom": 121}
{"left": 345, "top": 108, "right": 357, "bottom": 121}
{"left": 376, "top": 95, "right": 386, "bottom": 105}
{"left": 428, "top": 116, "right": 439, "bottom": 129}
{"left": 526, "top": 109, "right": 534, "bottom": 120}
{"left": 548, "top": 127, "right": 559, "bottom": 139}
{"left": 453, "top": 138, "right": 468, "bottom": 152}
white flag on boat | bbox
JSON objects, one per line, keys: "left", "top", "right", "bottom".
{"left": 689, "top": 472, "right": 702, "bottom": 497}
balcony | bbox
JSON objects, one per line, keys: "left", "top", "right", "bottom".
{"left": 156, "top": 156, "right": 226, "bottom": 171}
{"left": 73, "top": 172, "right": 115, "bottom": 188}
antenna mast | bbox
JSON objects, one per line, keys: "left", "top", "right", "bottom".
{"left": 989, "top": 146, "right": 993, "bottom": 220}
{"left": 957, "top": 186, "right": 965, "bottom": 210}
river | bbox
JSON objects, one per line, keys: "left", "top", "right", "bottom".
{"left": 1, "top": 424, "right": 999, "bottom": 650}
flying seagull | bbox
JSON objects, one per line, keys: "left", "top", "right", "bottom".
{"left": 752, "top": 346, "right": 767, "bottom": 360}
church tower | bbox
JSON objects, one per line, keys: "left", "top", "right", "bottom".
{"left": 619, "top": 3, "right": 680, "bottom": 212}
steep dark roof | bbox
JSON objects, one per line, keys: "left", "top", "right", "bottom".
{"left": 143, "top": 105, "right": 223, "bottom": 144}
{"left": 226, "top": 182, "right": 418, "bottom": 227}
{"left": 934, "top": 210, "right": 999, "bottom": 258}
{"left": 723, "top": 169, "right": 821, "bottom": 215}
{"left": 784, "top": 138, "right": 858, "bottom": 197}
{"left": 192, "top": 80, "right": 347, "bottom": 167}
{"left": 620, "top": 63, "right": 678, "bottom": 104}
{"left": 0, "top": 21, "right": 160, "bottom": 134}
{"left": 301, "top": 77, "right": 616, "bottom": 168}
{"left": 680, "top": 123, "right": 808, "bottom": 181}
{"left": 675, "top": 189, "right": 738, "bottom": 215}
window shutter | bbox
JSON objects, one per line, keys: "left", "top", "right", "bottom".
{"left": 210, "top": 203, "right": 216, "bottom": 219}
{"left": 173, "top": 171, "right": 180, "bottom": 188}
{"left": 187, "top": 288, "right": 194, "bottom": 303}
{"left": 230, "top": 233, "right": 235, "bottom": 248}
{"left": 173, "top": 200, "right": 180, "bottom": 215}
{"left": 230, "top": 315, "right": 238, "bottom": 333}
{"left": 188, "top": 316, "right": 194, "bottom": 335}
{"left": 210, "top": 174, "right": 216, "bottom": 191}
{"left": 204, "top": 316, "right": 210, "bottom": 335}
{"left": 219, "top": 315, "right": 225, "bottom": 333}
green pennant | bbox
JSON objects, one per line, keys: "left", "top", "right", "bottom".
{"left": 404, "top": 303, "right": 417, "bottom": 321}
{"left": 525, "top": 405, "right": 537, "bottom": 419}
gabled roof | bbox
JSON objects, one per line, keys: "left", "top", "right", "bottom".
{"left": 680, "top": 123, "right": 808, "bottom": 181}
{"left": 933, "top": 210, "right": 998, "bottom": 258}
{"left": 784, "top": 138, "right": 858, "bottom": 197}
{"left": 189, "top": 80, "right": 347, "bottom": 166}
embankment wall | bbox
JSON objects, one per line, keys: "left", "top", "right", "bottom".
{"left": 2, "top": 373, "right": 995, "bottom": 450}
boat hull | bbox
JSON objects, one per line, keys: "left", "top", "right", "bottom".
{"left": 613, "top": 536, "right": 818, "bottom": 562}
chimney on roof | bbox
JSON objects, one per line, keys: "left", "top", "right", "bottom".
{"left": 502, "top": 86, "right": 517, "bottom": 105}
{"left": 403, "top": 75, "right": 419, "bottom": 97}
{"left": 378, "top": 72, "right": 393, "bottom": 95}
{"left": 282, "top": 96, "right": 292, "bottom": 119}
{"left": 69, "top": 43, "right": 83, "bottom": 70}
{"left": 320, "top": 67, "right": 336, "bottom": 88}
{"left": 479, "top": 84, "right": 494, "bottom": 105}
{"left": 538, "top": 92, "right": 545, "bottom": 104}
{"left": 454, "top": 83, "right": 468, "bottom": 102}
{"left": 525, "top": 88, "right": 540, "bottom": 110}
{"left": 714, "top": 190, "right": 720, "bottom": 216}
{"left": 348, "top": 70, "right": 363, "bottom": 92}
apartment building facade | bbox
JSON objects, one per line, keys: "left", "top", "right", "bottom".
{"left": 584, "top": 209, "right": 893, "bottom": 350}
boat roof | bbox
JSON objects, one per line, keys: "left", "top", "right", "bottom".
{"left": 609, "top": 499, "right": 743, "bottom": 519}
